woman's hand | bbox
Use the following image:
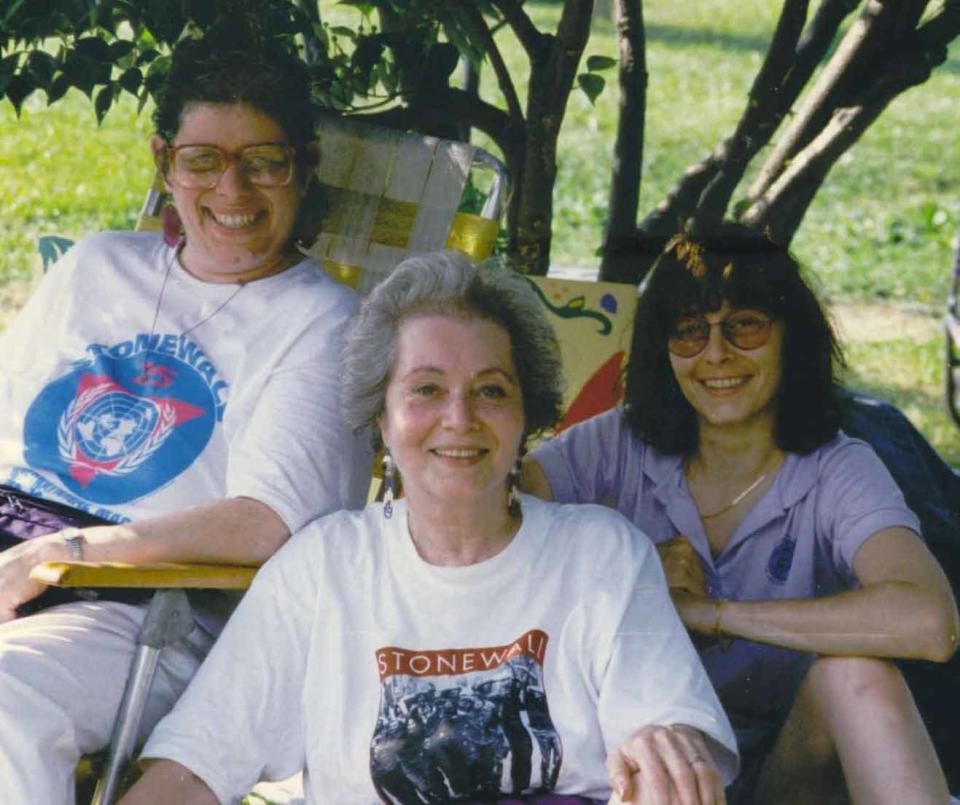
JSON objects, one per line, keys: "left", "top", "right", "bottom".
{"left": 607, "top": 723, "right": 725, "bottom": 804}
{"left": 0, "top": 533, "right": 64, "bottom": 622}
{"left": 656, "top": 536, "right": 706, "bottom": 596}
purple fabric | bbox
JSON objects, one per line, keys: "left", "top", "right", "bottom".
{"left": 531, "top": 408, "right": 920, "bottom": 738}
{"left": 0, "top": 484, "right": 150, "bottom": 614}
{"left": 0, "top": 485, "right": 109, "bottom": 548}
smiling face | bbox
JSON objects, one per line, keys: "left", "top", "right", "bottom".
{"left": 668, "top": 302, "right": 784, "bottom": 432}
{"left": 151, "top": 102, "right": 306, "bottom": 284}
{"left": 379, "top": 314, "right": 525, "bottom": 513}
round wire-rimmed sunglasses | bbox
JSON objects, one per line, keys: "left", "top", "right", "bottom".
{"left": 161, "top": 143, "right": 297, "bottom": 188}
{"left": 667, "top": 310, "right": 774, "bottom": 357}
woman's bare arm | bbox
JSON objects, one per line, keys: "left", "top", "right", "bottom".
{"left": 673, "top": 527, "right": 959, "bottom": 662}
{"left": 119, "top": 759, "right": 218, "bottom": 804}
{"left": 0, "top": 496, "right": 289, "bottom": 621}
{"left": 519, "top": 456, "right": 555, "bottom": 501}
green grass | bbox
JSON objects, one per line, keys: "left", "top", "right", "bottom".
{"left": 0, "top": 90, "right": 155, "bottom": 284}
{"left": 1, "top": 0, "right": 959, "bottom": 465}
{"left": 843, "top": 331, "right": 960, "bottom": 466}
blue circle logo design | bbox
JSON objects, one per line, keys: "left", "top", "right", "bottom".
{"left": 766, "top": 534, "right": 796, "bottom": 583}
{"left": 74, "top": 393, "right": 159, "bottom": 460}
{"left": 23, "top": 347, "right": 218, "bottom": 504}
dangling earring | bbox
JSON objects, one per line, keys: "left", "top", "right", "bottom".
{"left": 382, "top": 450, "right": 396, "bottom": 520}
{"left": 161, "top": 205, "right": 183, "bottom": 248}
{"left": 507, "top": 457, "right": 522, "bottom": 518}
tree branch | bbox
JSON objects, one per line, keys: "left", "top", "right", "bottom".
{"left": 363, "top": 87, "right": 513, "bottom": 149}
{"left": 745, "top": 0, "right": 909, "bottom": 202}
{"left": 743, "top": 18, "right": 957, "bottom": 242}
{"left": 744, "top": 0, "right": 860, "bottom": 199}
{"left": 490, "top": 0, "right": 548, "bottom": 58}
{"left": 916, "top": 0, "right": 960, "bottom": 58}
{"left": 600, "top": 0, "right": 648, "bottom": 283}
{"left": 459, "top": 2, "right": 524, "bottom": 125}
{"left": 693, "top": 0, "right": 810, "bottom": 223}
{"left": 639, "top": 0, "right": 835, "bottom": 242}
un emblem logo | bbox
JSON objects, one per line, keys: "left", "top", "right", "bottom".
{"left": 75, "top": 393, "right": 160, "bottom": 460}
{"left": 24, "top": 345, "right": 219, "bottom": 505}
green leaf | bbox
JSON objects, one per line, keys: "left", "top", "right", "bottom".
{"left": 2, "top": 0, "right": 29, "bottom": 26}
{"left": 24, "top": 50, "right": 57, "bottom": 88}
{"left": 74, "top": 36, "right": 112, "bottom": 64}
{"left": 137, "top": 85, "right": 151, "bottom": 114}
{"left": 330, "top": 26, "right": 357, "bottom": 40}
{"left": 586, "top": 55, "right": 616, "bottom": 72}
{"left": 62, "top": 54, "right": 97, "bottom": 98}
{"left": 109, "top": 40, "right": 136, "bottom": 61}
{"left": 0, "top": 54, "right": 20, "bottom": 97}
{"left": 94, "top": 82, "right": 115, "bottom": 124}
{"left": 577, "top": 72, "right": 605, "bottom": 105}
{"left": 352, "top": 35, "right": 384, "bottom": 74}
{"left": 143, "top": 54, "right": 171, "bottom": 98}
{"left": 46, "top": 73, "right": 71, "bottom": 104}
{"left": 118, "top": 66, "right": 142, "bottom": 94}
{"left": 4, "top": 73, "right": 36, "bottom": 115}
{"left": 135, "top": 48, "right": 160, "bottom": 66}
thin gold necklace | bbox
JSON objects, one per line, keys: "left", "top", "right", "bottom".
{"left": 699, "top": 472, "right": 769, "bottom": 519}
{"left": 148, "top": 245, "right": 246, "bottom": 340}
{"left": 692, "top": 453, "right": 780, "bottom": 520}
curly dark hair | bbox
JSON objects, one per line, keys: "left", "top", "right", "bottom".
{"left": 625, "top": 222, "right": 844, "bottom": 455}
{"left": 343, "top": 251, "right": 565, "bottom": 448}
{"left": 152, "top": 22, "right": 317, "bottom": 150}
{"left": 151, "top": 19, "right": 325, "bottom": 243}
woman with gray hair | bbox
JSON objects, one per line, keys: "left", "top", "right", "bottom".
{"left": 123, "top": 251, "right": 738, "bottom": 805}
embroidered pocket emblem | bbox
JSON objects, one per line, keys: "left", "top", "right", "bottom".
{"left": 767, "top": 535, "right": 796, "bottom": 583}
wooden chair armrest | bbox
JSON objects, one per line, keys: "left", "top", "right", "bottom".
{"left": 29, "top": 561, "right": 256, "bottom": 591}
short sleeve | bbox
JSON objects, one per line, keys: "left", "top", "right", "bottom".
{"left": 816, "top": 438, "right": 922, "bottom": 581}
{"left": 531, "top": 409, "right": 632, "bottom": 506}
{"left": 589, "top": 517, "right": 739, "bottom": 783}
{"left": 141, "top": 524, "right": 321, "bottom": 798}
{"left": 225, "top": 288, "right": 372, "bottom": 531}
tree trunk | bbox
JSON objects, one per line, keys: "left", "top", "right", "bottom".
{"left": 599, "top": 0, "right": 647, "bottom": 283}
{"left": 510, "top": 0, "right": 596, "bottom": 274}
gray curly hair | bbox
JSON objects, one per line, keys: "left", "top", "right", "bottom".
{"left": 342, "top": 251, "right": 565, "bottom": 446}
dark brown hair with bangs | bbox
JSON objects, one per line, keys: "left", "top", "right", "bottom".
{"left": 624, "top": 223, "right": 844, "bottom": 455}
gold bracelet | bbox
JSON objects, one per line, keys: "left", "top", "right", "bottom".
{"left": 714, "top": 598, "right": 733, "bottom": 651}
{"left": 713, "top": 598, "right": 725, "bottom": 639}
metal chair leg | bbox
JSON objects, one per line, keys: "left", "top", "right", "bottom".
{"left": 91, "top": 589, "right": 193, "bottom": 805}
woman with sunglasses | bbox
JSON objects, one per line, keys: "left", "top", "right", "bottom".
{"left": 0, "top": 22, "right": 369, "bottom": 801}
{"left": 522, "top": 223, "right": 958, "bottom": 803}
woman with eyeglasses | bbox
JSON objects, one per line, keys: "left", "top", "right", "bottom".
{"left": 522, "top": 223, "right": 958, "bottom": 804}
{"left": 0, "top": 22, "right": 369, "bottom": 800}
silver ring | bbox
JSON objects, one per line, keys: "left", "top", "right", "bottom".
{"left": 689, "top": 755, "right": 708, "bottom": 766}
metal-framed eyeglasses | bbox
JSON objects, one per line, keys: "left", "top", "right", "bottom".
{"left": 667, "top": 309, "right": 774, "bottom": 357}
{"left": 162, "top": 143, "right": 297, "bottom": 189}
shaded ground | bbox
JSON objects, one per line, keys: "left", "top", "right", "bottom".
{"left": 831, "top": 300, "right": 940, "bottom": 344}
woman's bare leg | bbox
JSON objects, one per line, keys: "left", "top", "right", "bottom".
{"left": 755, "top": 656, "right": 948, "bottom": 805}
